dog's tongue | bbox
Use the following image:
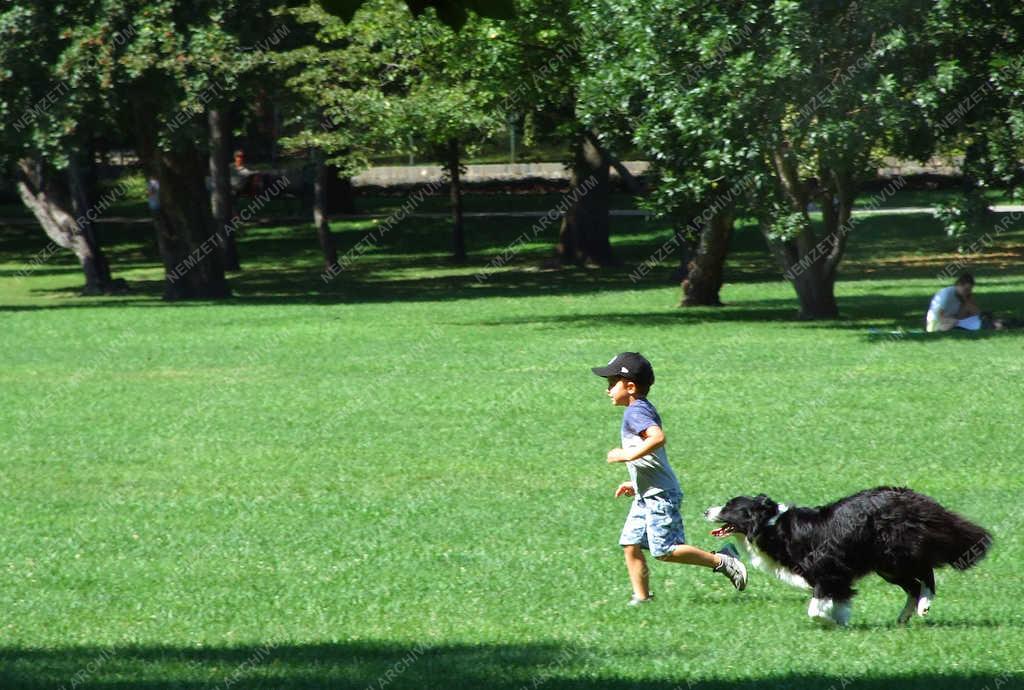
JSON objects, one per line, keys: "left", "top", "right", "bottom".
{"left": 710, "top": 526, "right": 733, "bottom": 537}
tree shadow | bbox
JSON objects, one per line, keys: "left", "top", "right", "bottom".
{"left": 3, "top": 206, "right": 1023, "bottom": 316}
{"left": 0, "top": 266, "right": 84, "bottom": 278}
{"left": 458, "top": 291, "right": 1024, "bottom": 333}
{"left": 0, "top": 640, "right": 1013, "bottom": 690}
{"left": 864, "top": 327, "right": 1024, "bottom": 343}
{"left": 1, "top": 262, "right": 669, "bottom": 312}
{"left": 8, "top": 273, "right": 1024, "bottom": 339}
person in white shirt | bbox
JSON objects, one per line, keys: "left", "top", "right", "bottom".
{"left": 926, "top": 273, "right": 980, "bottom": 332}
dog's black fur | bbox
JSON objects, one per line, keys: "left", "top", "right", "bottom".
{"left": 706, "top": 487, "right": 991, "bottom": 610}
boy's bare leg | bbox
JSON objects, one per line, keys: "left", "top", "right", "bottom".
{"left": 657, "top": 544, "right": 719, "bottom": 568}
{"left": 623, "top": 544, "right": 650, "bottom": 598}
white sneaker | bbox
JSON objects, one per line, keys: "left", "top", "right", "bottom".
{"left": 627, "top": 593, "right": 654, "bottom": 607}
{"left": 714, "top": 547, "right": 747, "bottom": 591}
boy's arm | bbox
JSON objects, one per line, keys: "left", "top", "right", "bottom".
{"left": 607, "top": 425, "right": 666, "bottom": 463}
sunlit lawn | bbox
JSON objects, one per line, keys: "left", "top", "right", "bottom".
{"left": 1, "top": 198, "right": 1022, "bottom": 689}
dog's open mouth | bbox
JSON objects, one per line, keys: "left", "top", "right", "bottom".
{"left": 710, "top": 524, "right": 736, "bottom": 537}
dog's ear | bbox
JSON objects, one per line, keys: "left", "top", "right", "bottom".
{"left": 754, "top": 494, "right": 772, "bottom": 506}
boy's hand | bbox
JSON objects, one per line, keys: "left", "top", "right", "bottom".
{"left": 606, "top": 447, "right": 631, "bottom": 463}
{"left": 614, "top": 482, "right": 636, "bottom": 498}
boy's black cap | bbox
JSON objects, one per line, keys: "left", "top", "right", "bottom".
{"left": 591, "top": 352, "right": 655, "bottom": 388}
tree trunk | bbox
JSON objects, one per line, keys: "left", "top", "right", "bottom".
{"left": 67, "top": 143, "right": 113, "bottom": 293}
{"left": 763, "top": 145, "right": 847, "bottom": 319}
{"left": 761, "top": 220, "right": 841, "bottom": 320}
{"left": 134, "top": 100, "right": 230, "bottom": 300}
{"left": 158, "top": 148, "right": 232, "bottom": 300}
{"left": 15, "top": 156, "right": 112, "bottom": 294}
{"left": 313, "top": 154, "right": 339, "bottom": 272}
{"left": 326, "top": 166, "right": 356, "bottom": 214}
{"left": 792, "top": 267, "right": 839, "bottom": 319}
{"left": 208, "top": 108, "right": 240, "bottom": 271}
{"left": 446, "top": 138, "right": 466, "bottom": 263}
{"left": 608, "top": 153, "right": 645, "bottom": 194}
{"left": 681, "top": 210, "right": 733, "bottom": 306}
{"left": 558, "top": 129, "right": 612, "bottom": 266}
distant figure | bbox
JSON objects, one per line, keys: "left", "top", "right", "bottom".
{"left": 926, "top": 273, "right": 980, "bottom": 332}
{"left": 233, "top": 149, "right": 249, "bottom": 173}
{"left": 231, "top": 149, "right": 262, "bottom": 195}
{"left": 146, "top": 177, "right": 160, "bottom": 212}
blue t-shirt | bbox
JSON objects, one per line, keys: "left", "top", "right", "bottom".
{"left": 620, "top": 399, "right": 681, "bottom": 498}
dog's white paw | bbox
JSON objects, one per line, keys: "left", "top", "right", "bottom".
{"left": 808, "top": 598, "right": 851, "bottom": 626}
{"left": 917, "top": 586, "right": 933, "bottom": 617}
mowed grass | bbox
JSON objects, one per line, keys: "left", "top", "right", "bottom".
{"left": 1, "top": 196, "right": 1023, "bottom": 689}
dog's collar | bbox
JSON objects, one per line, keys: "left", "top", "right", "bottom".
{"left": 766, "top": 503, "right": 790, "bottom": 527}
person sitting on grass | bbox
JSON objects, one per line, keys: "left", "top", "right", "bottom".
{"left": 591, "top": 352, "right": 747, "bottom": 606}
{"left": 926, "top": 273, "right": 981, "bottom": 332}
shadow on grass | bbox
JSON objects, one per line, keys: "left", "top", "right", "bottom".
{"left": 864, "top": 327, "right": 1024, "bottom": 343}
{"left": 0, "top": 641, "right": 1013, "bottom": 690}
{"left": 460, "top": 292, "right": 1024, "bottom": 332}
{"left": 1, "top": 263, "right": 666, "bottom": 312}
{"left": 3, "top": 207, "right": 1023, "bottom": 318}
{"left": 7, "top": 274, "right": 1024, "bottom": 342}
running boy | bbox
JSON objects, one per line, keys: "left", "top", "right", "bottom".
{"left": 591, "top": 352, "right": 747, "bottom": 605}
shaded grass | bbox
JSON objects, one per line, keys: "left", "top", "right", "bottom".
{"left": 0, "top": 642, "right": 1018, "bottom": 689}
{"left": 1, "top": 201, "right": 1023, "bottom": 689}
{"left": 2, "top": 202, "right": 1023, "bottom": 315}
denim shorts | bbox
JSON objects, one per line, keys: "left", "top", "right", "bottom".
{"left": 619, "top": 490, "right": 686, "bottom": 558}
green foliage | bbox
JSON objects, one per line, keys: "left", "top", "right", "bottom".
{"left": 276, "top": 1, "right": 410, "bottom": 174}
{"left": 0, "top": 0, "right": 297, "bottom": 165}
{"left": 109, "top": 169, "right": 148, "bottom": 201}
{"left": 576, "top": 0, "right": 941, "bottom": 224}
{"left": 919, "top": 2, "right": 1024, "bottom": 197}
{"left": 934, "top": 191, "right": 993, "bottom": 253}
{"left": 280, "top": 0, "right": 512, "bottom": 174}
{"left": 0, "top": 1, "right": 133, "bottom": 164}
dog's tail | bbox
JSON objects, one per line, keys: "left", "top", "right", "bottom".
{"left": 925, "top": 505, "right": 992, "bottom": 571}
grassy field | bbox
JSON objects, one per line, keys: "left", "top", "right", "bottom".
{"left": 1, "top": 197, "right": 1023, "bottom": 689}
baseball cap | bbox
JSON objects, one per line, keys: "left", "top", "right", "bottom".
{"left": 591, "top": 352, "right": 655, "bottom": 388}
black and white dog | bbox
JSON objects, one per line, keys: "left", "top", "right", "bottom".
{"left": 704, "top": 487, "right": 991, "bottom": 626}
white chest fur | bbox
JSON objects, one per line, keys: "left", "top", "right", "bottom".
{"left": 737, "top": 537, "right": 812, "bottom": 590}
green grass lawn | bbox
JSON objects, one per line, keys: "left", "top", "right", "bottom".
{"left": 1, "top": 200, "right": 1023, "bottom": 689}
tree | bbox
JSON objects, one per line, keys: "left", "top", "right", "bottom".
{"left": 557, "top": 128, "right": 613, "bottom": 266}
{"left": 136, "top": 1, "right": 296, "bottom": 286}
{"left": 278, "top": 1, "right": 413, "bottom": 272}
{"left": 292, "top": 0, "right": 618, "bottom": 268}
{"left": 282, "top": 2, "right": 503, "bottom": 267}
{"left": 0, "top": 2, "right": 119, "bottom": 294}
{"left": 397, "top": 15, "right": 507, "bottom": 263}
{"left": 195, "top": 1, "right": 301, "bottom": 274}
{"left": 485, "top": 0, "right": 618, "bottom": 267}
{"left": 921, "top": 2, "right": 1024, "bottom": 250}
{"left": 115, "top": 1, "right": 238, "bottom": 299}
{"left": 580, "top": 0, "right": 941, "bottom": 318}
{"left": 578, "top": 2, "right": 760, "bottom": 305}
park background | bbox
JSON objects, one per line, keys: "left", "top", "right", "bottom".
{"left": 1, "top": 1, "right": 1022, "bottom": 688}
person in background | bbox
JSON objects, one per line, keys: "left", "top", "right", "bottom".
{"left": 146, "top": 177, "right": 160, "bottom": 212}
{"left": 926, "top": 273, "right": 980, "bottom": 332}
{"left": 231, "top": 149, "right": 263, "bottom": 196}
